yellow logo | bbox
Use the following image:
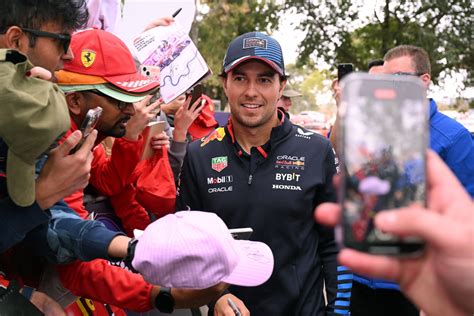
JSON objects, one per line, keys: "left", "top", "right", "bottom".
{"left": 200, "top": 127, "right": 226, "bottom": 147}
{"left": 81, "top": 50, "right": 96, "bottom": 68}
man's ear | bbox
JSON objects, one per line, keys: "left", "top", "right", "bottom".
{"left": 221, "top": 75, "right": 229, "bottom": 97}
{"left": 3, "top": 26, "right": 27, "bottom": 52}
{"left": 420, "top": 73, "right": 431, "bottom": 89}
{"left": 279, "top": 80, "right": 287, "bottom": 98}
{"left": 65, "top": 92, "right": 84, "bottom": 116}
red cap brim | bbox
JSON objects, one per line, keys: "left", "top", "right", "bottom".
{"left": 104, "top": 72, "right": 160, "bottom": 93}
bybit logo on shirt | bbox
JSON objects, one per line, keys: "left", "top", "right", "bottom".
{"left": 275, "top": 172, "right": 301, "bottom": 182}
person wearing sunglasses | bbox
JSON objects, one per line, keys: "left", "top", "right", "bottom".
{"left": 383, "top": 45, "right": 474, "bottom": 198}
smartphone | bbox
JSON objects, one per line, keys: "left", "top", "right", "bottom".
{"left": 71, "top": 107, "right": 103, "bottom": 153}
{"left": 140, "top": 64, "right": 160, "bottom": 80}
{"left": 337, "top": 73, "right": 427, "bottom": 255}
{"left": 229, "top": 228, "right": 253, "bottom": 240}
{"left": 337, "top": 63, "right": 354, "bottom": 82}
{"left": 141, "top": 120, "right": 167, "bottom": 160}
{"left": 187, "top": 84, "right": 203, "bottom": 109}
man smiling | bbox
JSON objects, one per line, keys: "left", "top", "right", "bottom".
{"left": 177, "top": 32, "right": 346, "bottom": 315}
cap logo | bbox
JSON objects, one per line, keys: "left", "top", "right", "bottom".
{"left": 243, "top": 38, "right": 267, "bottom": 49}
{"left": 81, "top": 50, "right": 96, "bottom": 68}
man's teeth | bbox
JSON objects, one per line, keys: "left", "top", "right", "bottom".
{"left": 242, "top": 104, "right": 260, "bottom": 108}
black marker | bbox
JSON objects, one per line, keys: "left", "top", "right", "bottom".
{"left": 172, "top": 8, "right": 182, "bottom": 18}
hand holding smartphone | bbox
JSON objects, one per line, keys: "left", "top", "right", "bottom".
{"left": 71, "top": 107, "right": 102, "bottom": 153}
{"left": 338, "top": 73, "right": 427, "bottom": 256}
{"left": 187, "top": 84, "right": 203, "bottom": 109}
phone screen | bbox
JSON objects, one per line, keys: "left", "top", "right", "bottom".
{"left": 188, "top": 84, "right": 203, "bottom": 109}
{"left": 338, "top": 73, "right": 427, "bottom": 255}
{"left": 71, "top": 107, "right": 102, "bottom": 153}
{"left": 337, "top": 63, "right": 354, "bottom": 81}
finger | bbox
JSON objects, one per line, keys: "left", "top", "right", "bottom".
{"left": 27, "top": 66, "right": 52, "bottom": 80}
{"left": 53, "top": 130, "right": 82, "bottom": 156}
{"left": 75, "top": 129, "right": 98, "bottom": 154}
{"left": 374, "top": 208, "right": 457, "bottom": 249}
{"left": 182, "top": 95, "right": 192, "bottom": 111}
{"left": 314, "top": 202, "right": 341, "bottom": 227}
{"left": 135, "top": 95, "right": 153, "bottom": 109}
{"left": 425, "top": 150, "right": 471, "bottom": 214}
{"left": 338, "top": 248, "right": 402, "bottom": 282}
{"left": 146, "top": 98, "right": 162, "bottom": 113}
{"left": 189, "top": 97, "right": 204, "bottom": 112}
{"left": 332, "top": 174, "right": 341, "bottom": 188}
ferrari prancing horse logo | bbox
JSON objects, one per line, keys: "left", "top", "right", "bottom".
{"left": 81, "top": 50, "right": 96, "bottom": 68}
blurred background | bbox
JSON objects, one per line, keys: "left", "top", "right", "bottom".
{"left": 115, "top": 0, "right": 473, "bottom": 136}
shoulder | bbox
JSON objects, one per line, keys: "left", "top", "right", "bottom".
{"left": 431, "top": 111, "right": 471, "bottom": 144}
{"left": 289, "top": 124, "right": 332, "bottom": 149}
{"left": 187, "top": 126, "right": 229, "bottom": 153}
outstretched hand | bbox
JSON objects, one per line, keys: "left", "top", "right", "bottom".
{"left": 314, "top": 151, "right": 474, "bottom": 316}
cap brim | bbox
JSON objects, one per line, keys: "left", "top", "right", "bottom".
{"left": 282, "top": 90, "right": 302, "bottom": 98}
{"left": 59, "top": 84, "right": 149, "bottom": 103}
{"left": 105, "top": 72, "right": 160, "bottom": 93}
{"left": 222, "top": 240, "right": 274, "bottom": 287}
{"left": 7, "top": 150, "right": 35, "bottom": 207}
{"left": 224, "top": 56, "right": 284, "bottom": 76}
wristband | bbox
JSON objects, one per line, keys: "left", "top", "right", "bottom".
{"left": 123, "top": 238, "right": 138, "bottom": 273}
{"left": 21, "top": 286, "right": 34, "bottom": 301}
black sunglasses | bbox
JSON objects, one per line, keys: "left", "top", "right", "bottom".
{"left": 21, "top": 28, "right": 71, "bottom": 54}
{"left": 87, "top": 90, "right": 130, "bottom": 111}
{"left": 392, "top": 71, "right": 425, "bottom": 77}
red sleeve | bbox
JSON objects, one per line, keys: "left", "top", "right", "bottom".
{"left": 57, "top": 259, "right": 153, "bottom": 312}
{"left": 64, "top": 189, "right": 89, "bottom": 219}
{"left": 90, "top": 137, "right": 144, "bottom": 197}
{"left": 109, "top": 184, "right": 151, "bottom": 237}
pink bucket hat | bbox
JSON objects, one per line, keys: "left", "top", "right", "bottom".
{"left": 132, "top": 211, "right": 274, "bottom": 289}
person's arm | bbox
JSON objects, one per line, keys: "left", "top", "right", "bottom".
{"left": 0, "top": 193, "right": 49, "bottom": 253}
{"left": 35, "top": 130, "right": 97, "bottom": 210}
{"left": 167, "top": 139, "right": 187, "bottom": 183}
{"left": 315, "top": 151, "right": 474, "bottom": 316}
{"left": 90, "top": 97, "right": 161, "bottom": 196}
{"left": 441, "top": 128, "right": 474, "bottom": 197}
{"left": 46, "top": 199, "right": 126, "bottom": 263}
{"left": 58, "top": 259, "right": 227, "bottom": 312}
{"left": 109, "top": 183, "right": 152, "bottom": 236}
{"left": 89, "top": 137, "right": 143, "bottom": 196}
{"left": 0, "top": 277, "right": 63, "bottom": 315}
{"left": 175, "top": 149, "right": 203, "bottom": 211}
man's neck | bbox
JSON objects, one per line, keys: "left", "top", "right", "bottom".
{"left": 231, "top": 116, "right": 279, "bottom": 154}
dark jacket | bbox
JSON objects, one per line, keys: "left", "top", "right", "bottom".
{"left": 177, "top": 115, "right": 342, "bottom": 315}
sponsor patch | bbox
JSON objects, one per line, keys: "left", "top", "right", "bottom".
{"left": 201, "top": 127, "right": 226, "bottom": 147}
{"left": 211, "top": 156, "right": 228, "bottom": 172}
{"left": 272, "top": 184, "right": 302, "bottom": 191}
{"left": 208, "top": 186, "right": 233, "bottom": 194}
{"left": 243, "top": 37, "right": 267, "bottom": 49}
{"left": 275, "top": 172, "right": 301, "bottom": 182}
{"left": 275, "top": 155, "right": 305, "bottom": 170}
{"left": 296, "top": 127, "right": 314, "bottom": 139}
{"left": 81, "top": 50, "right": 96, "bottom": 68}
{"left": 207, "top": 175, "right": 233, "bottom": 185}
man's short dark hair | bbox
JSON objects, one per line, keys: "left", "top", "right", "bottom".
{"left": 0, "top": 0, "right": 89, "bottom": 33}
{"left": 367, "top": 59, "right": 384, "bottom": 71}
{"left": 384, "top": 45, "right": 431, "bottom": 76}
